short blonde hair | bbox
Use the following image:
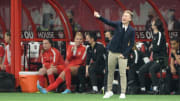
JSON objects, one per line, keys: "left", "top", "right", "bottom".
{"left": 124, "top": 10, "right": 134, "bottom": 19}
{"left": 75, "top": 32, "right": 84, "bottom": 39}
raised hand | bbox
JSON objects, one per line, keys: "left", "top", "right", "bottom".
{"left": 94, "top": 11, "right": 101, "bottom": 18}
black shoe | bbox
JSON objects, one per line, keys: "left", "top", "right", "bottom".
{"left": 139, "top": 91, "right": 147, "bottom": 94}
{"left": 79, "top": 85, "right": 85, "bottom": 93}
{"left": 88, "top": 90, "right": 98, "bottom": 94}
{"left": 175, "top": 91, "right": 180, "bottom": 95}
{"left": 153, "top": 91, "right": 159, "bottom": 95}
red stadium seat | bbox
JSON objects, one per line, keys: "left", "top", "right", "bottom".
{"left": 147, "top": 72, "right": 179, "bottom": 79}
{"left": 172, "top": 74, "right": 179, "bottom": 79}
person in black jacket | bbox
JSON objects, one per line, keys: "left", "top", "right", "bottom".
{"left": 138, "top": 19, "right": 167, "bottom": 93}
{"left": 127, "top": 44, "right": 145, "bottom": 92}
{"left": 94, "top": 10, "right": 135, "bottom": 99}
{"left": 166, "top": 37, "right": 180, "bottom": 94}
{"left": 85, "top": 33, "right": 106, "bottom": 93}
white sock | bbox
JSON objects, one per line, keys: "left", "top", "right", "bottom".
{"left": 141, "top": 87, "right": 146, "bottom": 91}
{"left": 101, "top": 86, "right": 104, "bottom": 91}
{"left": 153, "top": 86, "right": 158, "bottom": 91}
{"left": 93, "top": 86, "right": 98, "bottom": 92}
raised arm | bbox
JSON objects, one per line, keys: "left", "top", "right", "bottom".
{"left": 94, "top": 11, "right": 119, "bottom": 27}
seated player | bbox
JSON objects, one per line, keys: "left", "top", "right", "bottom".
{"left": 78, "top": 33, "right": 106, "bottom": 93}
{"left": 1, "top": 32, "right": 12, "bottom": 73}
{"left": 1, "top": 32, "right": 32, "bottom": 73}
{"left": 37, "top": 32, "right": 87, "bottom": 94}
{"left": 166, "top": 37, "right": 180, "bottom": 94}
{"left": 0, "top": 41, "right": 5, "bottom": 71}
{"left": 38, "top": 38, "right": 65, "bottom": 87}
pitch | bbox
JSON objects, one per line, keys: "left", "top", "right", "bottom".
{"left": 0, "top": 93, "right": 180, "bottom": 101}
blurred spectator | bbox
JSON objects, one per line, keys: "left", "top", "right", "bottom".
{"left": 37, "top": 13, "right": 53, "bottom": 31}
{"left": 166, "top": 37, "right": 180, "bottom": 94}
{"left": 145, "top": 9, "right": 158, "bottom": 32}
{"left": 166, "top": 9, "right": 180, "bottom": 31}
{"left": 49, "top": 13, "right": 55, "bottom": 31}
{"left": 66, "top": 10, "right": 82, "bottom": 37}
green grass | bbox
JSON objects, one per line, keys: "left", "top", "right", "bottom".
{"left": 0, "top": 93, "right": 180, "bottom": 101}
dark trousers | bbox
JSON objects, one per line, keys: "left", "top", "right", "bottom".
{"left": 166, "top": 66, "right": 180, "bottom": 93}
{"left": 128, "top": 65, "right": 140, "bottom": 86}
{"left": 138, "top": 61, "right": 161, "bottom": 87}
{"left": 88, "top": 63, "right": 104, "bottom": 86}
{"left": 78, "top": 63, "right": 104, "bottom": 90}
{"left": 78, "top": 66, "right": 86, "bottom": 89}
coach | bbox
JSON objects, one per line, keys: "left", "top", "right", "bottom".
{"left": 94, "top": 10, "right": 135, "bottom": 99}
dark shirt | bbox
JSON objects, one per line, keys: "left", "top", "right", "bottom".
{"left": 173, "top": 19, "right": 180, "bottom": 31}
{"left": 128, "top": 50, "right": 145, "bottom": 68}
{"left": 143, "top": 41, "right": 152, "bottom": 57}
{"left": 171, "top": 48, "right": 180, "bottom": 67}
{"left": 98, "top": 16, "right": 135, "bottom": 58}
{"left": 86, "top": 43, "right": 106, "bottom": 68}
{"left": 151, "top": 32, "right": 167, "bottom": 60}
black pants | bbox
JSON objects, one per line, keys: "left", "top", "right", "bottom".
{"left": 88, "top": 63, "right": 104, "bottom": 86}
{"left": 78, "top": 66, "right": 86, "bottom": 88}
{"left": 138, "top": 61, "right": 161, "bottom": 87}
{"left": 128, "top": 65, "right": 140, "bottom": 86}
{"left": 166, "top": 66, "right": 180, "bottom": 93}
{"left": 78, "top": 64, "right": 104, "bottom": 90}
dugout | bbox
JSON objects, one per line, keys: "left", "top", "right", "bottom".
{"left": 0, "top": 0, "right": 179, "bottom": 88}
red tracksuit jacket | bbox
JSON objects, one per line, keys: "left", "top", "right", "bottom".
{"left": 66, "top": 44, "right": 87, "bottom": 67}
{"left": 41, "top": 47, "right": 64, "bottom": 69}
{"left": 3, "top": 44, "right": 11, "bottom": 73}
{"left": 0, "top": 44, "right": 5, "bottom": 71}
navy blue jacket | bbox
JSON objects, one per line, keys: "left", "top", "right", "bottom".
{"left": 99, "top": 16, "right": 135, "bottom": 58}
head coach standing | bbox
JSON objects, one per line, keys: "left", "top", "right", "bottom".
{"left": 94, "top": 10, "right": 135, "bottom": 99}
